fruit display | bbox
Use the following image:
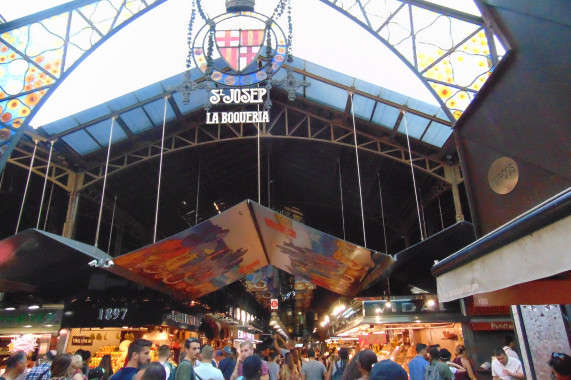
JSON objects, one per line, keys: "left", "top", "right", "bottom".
{"left": 89, "top": 345, "right": 123, "bottom": 373}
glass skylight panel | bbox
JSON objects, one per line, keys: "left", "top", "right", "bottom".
{"left": 61, "top": 129, "right": 100, "bottom": 155}
{"left": 305, "top": 61, "right": 354, "bottom": 88}
{"left": 73, "top": 103, "right": 112, "bottom": 124}
{"left": 371, "top": 104, "right": 400, "bottom": 130}
{"left": 107, "top": 93, "right": 139, "bottom": 112}
{"left": 421, "top": 122, "right": 453, "bottom": 147}
{"left": 143, "top": 98, "right": 177, "bottom": 126}
{"left": 354, "top": 79, "right": 382, "bottom": 98}
{"left": 120, "top": 107, "right": 153, "bottom": 135}
{"left": 398, "top": 113, "right": 429, "bottom": 139}
{"left": 86, "top": 119, "right": 127, "bottom": 146}
{"left": 173, "top": 91, "right": 209, "bottom": 115}
{"left": 379, "top": 88, "right": 409, "bottom": 106}
{"left": 133, "top": 82, "right": 165, "bottom": 103}
{"left": 305, "top": 80, "right": 347, "bottom": 112}
{"left": 351, "top": 95, "right": 375, "bottom": 121}
{"left": 40, "top": 116, "right": 78, "bottom": 135}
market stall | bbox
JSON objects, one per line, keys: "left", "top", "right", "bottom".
{"left": 330, "top": 296, "right": 466, "bottom": 375}
{"left": 0, "top": 306, "right": 63, "bottom": 374}
{"left": 61, "top": 301, "right": 201, "bottom": 370}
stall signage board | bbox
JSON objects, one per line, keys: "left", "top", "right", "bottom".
{"left": 471, "top": 321, "right": 514, "bottom": 331}
{"left": 0, "top": 310, "right": 62, "bottom": 328}
{"left": 237, "top": 330, "right": 255, "bottom": 340}
{"left": 62, "top": 303, "right": 165, "bottom": 327}
{"left": 363, "top": 298, "right": 447, "bottom": 317}
{"left": 465, "top": 297, "right": 511, "bottom": 316}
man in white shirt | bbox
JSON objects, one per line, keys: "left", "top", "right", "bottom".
{"left": 195, "top": 345, "right": 224, "bottom": 380}
{"left": 492, "top": 348, "right": 525, "bottom": 380}
{"left": 503, "top": 336, "right": 520, "bottom": 360}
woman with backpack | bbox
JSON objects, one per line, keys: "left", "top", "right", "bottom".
{"left": 327, "top": 348, "right": 348, "bottom": 380}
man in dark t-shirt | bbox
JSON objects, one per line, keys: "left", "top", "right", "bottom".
{"left": 218, "top": 346, "right": 236, "bottom": 380}
{"left": 110, "top": 340, "right": 152, "bottom": 380}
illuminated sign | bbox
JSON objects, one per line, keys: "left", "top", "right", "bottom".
{"left": 206, "top": 89, "right": 270, "bottom": 124}
{"left": 237, "top": 330, "right": 255, "bottom": 340}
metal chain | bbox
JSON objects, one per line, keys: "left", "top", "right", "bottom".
{"left": 186, "top": 0, "right": 197, "bottom": 70}
{"left": 287, "top": 0, "right": 293, "bottom": 62}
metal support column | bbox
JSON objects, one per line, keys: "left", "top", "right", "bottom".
{"left": 62, "top": 172, "right": 84, "bottom": 239}
{"left": 444, "top": 164, "right": 465, "bottom": 222}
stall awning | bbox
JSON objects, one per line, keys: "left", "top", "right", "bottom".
{"left": 432, "top": 189, "right": 571, "bottom": 303}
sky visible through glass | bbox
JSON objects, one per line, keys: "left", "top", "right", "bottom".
{"left": 1, "top": 0, "right": 483, "bottom": 127}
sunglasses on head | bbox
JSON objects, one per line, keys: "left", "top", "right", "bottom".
{"left": 552, "top": 352, "right": 567, "bottom": 360}
{"left": 186, "top": 338, "right": 200, "bottom": 344}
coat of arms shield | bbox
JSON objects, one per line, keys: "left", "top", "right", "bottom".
{"left": 215, "top": 29, "right": 266, "bottom": 73}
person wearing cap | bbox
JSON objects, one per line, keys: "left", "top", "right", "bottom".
{"left": 217, "top": 346, "right": 236, "bottom": 380}
{"left": 195, "top": 346, "right": 223, "bottom": 380}
{"left": 425, "top": 347, "right": 453, "bottom": 380}
{"left": 548, "top": 352, "right": 571, "bottom": 380}
{"left": 26, "top": 350, "right": 57, "bottom": 380}
{"left": 369, "top": 359, "right": 407, "bottom": 380}
{"left": 214, "top": 351, "right": 225, "bottom": 368}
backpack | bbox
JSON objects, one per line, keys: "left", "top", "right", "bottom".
{"left": 165, "top": 362, "right": 177, "bottom": 380}
{"left": 331, "top": 361, "right": 345, "bottom": 380}
{"left": 425, "top": 363, "right": 444, "bottom": 380}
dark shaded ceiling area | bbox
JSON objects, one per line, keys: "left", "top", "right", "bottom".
{"left": 0, "top": 86, "right": 471, "bottom": 330}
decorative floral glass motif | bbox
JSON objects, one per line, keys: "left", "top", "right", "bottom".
{"left": 323, "top": 0, "right": 504, "bottom": 120}
{"left": 0, "top": 0, "right": 162, "bottom": 150}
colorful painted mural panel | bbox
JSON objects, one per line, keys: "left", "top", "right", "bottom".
{"left": 113, "top": 202, "right": 267, "bottom": 299}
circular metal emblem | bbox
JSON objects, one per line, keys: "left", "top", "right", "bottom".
{"left": 192, "top": 11, "right": 287, "bottom": 87}
{"left": 488, "top": 157, "right": 519, "bottom": 194}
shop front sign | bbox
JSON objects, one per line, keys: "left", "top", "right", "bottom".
{"left": 471, "top": 321, "right": 514, "bottom": 331}
{"left": 0, "top": 309, "right": 62, "bottom": 328}
{"left": 62, "top": 303, "right": 166, "bottom": 328}
{"left": 363, "top": 298, "right": 442, "bottom": 317}
{"left": 237, "top": 330, "right": 254, "bottom": 340}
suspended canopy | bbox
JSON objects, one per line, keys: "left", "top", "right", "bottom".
{"left": 0, "top": 201, "right": 394, "bottom": 300}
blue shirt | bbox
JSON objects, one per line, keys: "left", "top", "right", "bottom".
{"left": 26, "top": 363, "right": 51, "bottom": 380}
{"left": 408, "top": 355, "right": 428, "bottom": 380}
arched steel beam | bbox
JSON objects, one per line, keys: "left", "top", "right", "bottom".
{"left": 0, "top": 0, "right": 169, "bottom": 175}
{"left": 79, "top": 100, "right": 460, "bottom": 190}
{"left": 318, "top": 0, "right": 503, "bottom": 121}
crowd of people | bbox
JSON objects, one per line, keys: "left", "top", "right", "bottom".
{"left": 1, "top": 333, "right": 570, "bottom": 380}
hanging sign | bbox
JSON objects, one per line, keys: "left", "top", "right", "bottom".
{"left": 270, "top": 299, "right": 279, "bottom": 310}
{"left": 206, "top": 89, "right": 270, "bottom": 124}
{"left": 237, "top": 330, "right": 255, "bottom": 340}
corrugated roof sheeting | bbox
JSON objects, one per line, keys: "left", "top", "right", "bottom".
{"left": 306, "top": 78, "right": 347, "bottom": 112}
